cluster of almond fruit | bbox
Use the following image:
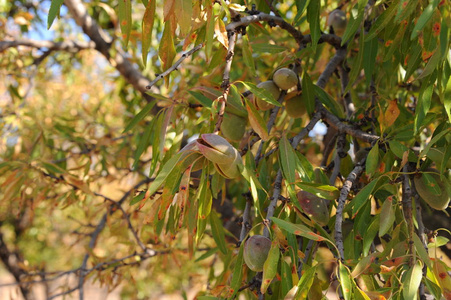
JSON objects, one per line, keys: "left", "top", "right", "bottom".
{"left": 220, "top": 67, "right": 307, "bottom": 142}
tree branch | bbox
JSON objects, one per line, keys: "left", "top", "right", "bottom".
{"left": 0, "top": 38, "right": 95, "bottom": 52}
{"left": 63, "top": 0, "right": 153, "bottom": 98}
{"left": 335, "top": 164, "right": 365, "bottom": 261}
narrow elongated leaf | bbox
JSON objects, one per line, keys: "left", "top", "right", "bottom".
{"left": 302, "top": 71, "right": 315, "bottom": 114}
{"left": 239, "top": 81, "right": 281, "bottom": 107}
{"left": 345, "top": 33, "right": 364, "bottom": 94}
{"left": 379, "top": 196, "right": 395, "bottom": 236}
{"left": 279, "top": 135, "right": 297, "bottom": 185}
{"left": 363, "top": 36, "right": 378, "bottom": 84}
{"left": 365, "top": 143, "right": 379, "bottom": 175}
{"left": 230, "top": 243, "right": 245, "bottom": 298}
{"left": 314, "top": 85, "right": 345, "bottom": 118}
{"left": 261, "top": 240, "right": 280, "bottom": 294}
{"left": 411, "top": 0, "right": 440, "bottom": 40}
{"left": 241, "top": 35, "right": 255, "bottom": 76}
{"left": 47, "top": 0, "right": 64, "bottom": 29}
{"left": 412, "top": 233, "right": 432, "bottom": 269}
{"left": 306, "top": 0, "right": 320, "bottom": 49}
{"left": 159, "top": 21, "right": 176, "bottom": 78}
{"left": 294, "top": 265, "right": 317, "bottom": 298}
{"left": 123, "top": 100, "right": 156, "bottom": 132}
{"left": 142, "top": 0, "right": 156, "bottom": 66}
{"left": 245, "top": 99, "right": 269, "bottom": 141}
{"left": 365, "top": 0, "right": 401, "bottom": 41}
{"left": 295, "top": 182, "right": 339, "bottom": 200}
{"left": 352, "top": 178, "right": 379, "bottom": 215}
{"left": 174, "top": 0, "right": 192, "bottom": 37}
{"left": 251, "top": 43, "right": 287, "bottom": 53}
{"left": 118, "top": 0, "right": 132, "bottom": 46}
{"left": 402, "top": 261, "right": 423, "bottom": 300}
{"left": 339, "top": 262, "right": 353, "bottom": 300}
{"left": 351, "top": 253, "right": 378, "bottom": 278}
{"left": 271, "top": 217, "right": 334, "bottom": 245}
{"left": 209, "top": 211, "right": 228, "bottom": 255}
{"left": 341, "top": 0, "right": 368, "bottom": 45}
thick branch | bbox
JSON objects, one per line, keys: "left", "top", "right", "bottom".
{"left": 64, "top": 0, "right": 152, "bottom": 96}
{"left": 226, "top": 13, "right": 304, "bottom": 46}
{"left": 335, "top": 164, "right": 365, "bottom": 261}
{"left": 0, "top": 38, "right": 95, "bottom": 52}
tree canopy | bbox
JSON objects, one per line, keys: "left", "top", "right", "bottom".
{"left": 1, "top": 0, "right": 451, "bottom": 299}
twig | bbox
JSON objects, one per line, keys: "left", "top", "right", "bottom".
{"left": 329, "top": 133, "right": 347, "bottom": 185}
{"left": 0, "top": 38, "right": 95, "bottom": 52}
{"left": 215, "top": 30, "right": 238, "bottom": 133}
{"left": 240, "top": 198, "right": 252, "bottom": 241}
{"left": 335, "top": 164, "right": 365, "bottom": 261}
{"left": 225, "top": 13, "right": 304, "bottom": 46}
{"left": 401, "top": 164, "right": 415, "bottom": 266}
{"left": 146, "top": 44, "right": 203, "bottom": 89}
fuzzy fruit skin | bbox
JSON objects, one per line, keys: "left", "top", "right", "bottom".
{"left": 243, "top": 235, "right": 271, "bottom": 272}
{"left": 414, "top": 169, "right": 451, "bottom": 210}
{"left": 272, "top": 68, "right": 298, "bottom": 90}
{"left": 255, "top": 81, "right": 280, "bottom": 111}
{"left": 285, "top": 94, "right": 306, "bottom": 118}
{"left": 327, "top": 9, "right": 347, "bottom": 37}
{"left": 296, "top": 191, "right": 330, "bottom": 226}
{"left": 220, "top": 112, "right": 247, "bottom": 142}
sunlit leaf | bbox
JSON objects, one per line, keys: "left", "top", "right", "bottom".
{"left": 47, "top": 0, "right": 64, "bottom": 29}
{"left": 245, "top": 98, "right": 269, "bottom": 141}
{"left": 118, "top": 0, "right": 132, "bottom": 46}
{"left": 402, "top": 261, "right": 422, "bottom": 300}
{"left": 261, "top": 240, "right": 280, "bottom": 294}
{"left": 142, "top": 0, "right": 156, "bottom": 66}
{"left": 174, "top": 0, "right": 192, "bottom": 37}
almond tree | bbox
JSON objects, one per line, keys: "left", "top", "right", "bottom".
{"left": 1, "top": 0, "right": 451, "bottom": 299}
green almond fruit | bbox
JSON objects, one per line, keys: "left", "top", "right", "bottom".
{"left": 221, "top": 112, "right": 247, "bottom": 142}
{"left": 296, "top": 191, "right": 330, "bottom": 226}
{"left": 272, "top": 68, "right": 298, "bottom": 90}
{"left": 255, "top": 80, "right": 280, "bottom": 111}
{"left": 285, "top": 93, "right": 306, "bottom": 118}
{"left": 414, "top": 169, "right": 450, "bottom": 210}
{"left": 243, "top": 235, "right": 271, "bottom": 272}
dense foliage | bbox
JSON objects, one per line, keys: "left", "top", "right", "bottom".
{"left": 1, "top": 0, "right": 451, "bottom": 299}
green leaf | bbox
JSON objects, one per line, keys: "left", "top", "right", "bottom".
{"left": 142, "top": 0, "right": 156, "bottom": 66}
{"left": 130, "top": 191, "right": 146, "bottom": 206}
{"left": 118, "top": 0, "right": 132, "bottom": 46}
{"left": 402, "top": 261, "right": 423, "bottom": 300}
{"left": 411, "top": 0, "right": 440, "bottom": 40}
{"left": 341, "top": 0, "right": 368, "bottom": 45}
{"left": 379, "top": 197, "right": 395, "bottom": 237}
{"left": 241, "top": 35, "right": 256, "bottom": 76}
{"left": 123, "top": 101, "right": 156, "bottom": 132}
{"left": 294, "top": 265, "right": 317, "bottom": 298}
{"left": 363, "top": 36, "right": 378, "bottom": 84}
{"left": 314, "top": 85, "right": 345, "bottom": 118}
{"left": 245, "top": 98, "right": 269, "bottom": 141}
{"left": 238, "top": 81, "right": 281, "bottom": 107}
{"left": 365, "top": 0, "right": 401, "bottom": 41}
{"left": 279, "top": 135, "right": 297, "bottom": 185}
{"left": 301, "top": 71, "right": 315, "bottom": 114}
{"left": 251, "top": 43, "right": 287, "bottom": 54}
{"left": 351, "top": 253, "right": 378, "bottom": 278}
{"left": 261, "top": 240, "right": 280, "bottom": 294}
{"left": 159, "top": 21, "right": 176, "bottom": 77}
{"left": 295, "top": 182, "right": 339, "bottom": 200}
{"left": 412, "top": 233, "right": 433, "bottom": 269}
{"left": 209, "top": 211, "right": 228, "bottom": 255}
{"left": 306, "top": 0, "right": 321, "bottom": 49}
{"left": 47, "top": 0, "right": 64, "bottom": 29}
{"left": 133, "top": 119, "right": 155, "bottom": 169}
{"left": 352, "top": 178, "right": 379, "bottom": 215}
{"left": 339, "top": 262, "right": 353, "bottom": 300}
{"left": 174, "top": 0, "right": 192, "bottom": 37}
{"left": 345, "top": 33, "right": 364, "bottom": 94}
{"left": 362, "top": 215, "right": 379, "bottom": 256}
{"left": 147, "top": 151, "right": 184, "bottom": 196}
{"left": 271, "top": 217, "right": 334, "bottom": 245}
{"left": 205, "top": 5, "right": 215, "bottom": 61}
{"left": 230, "top": 242, "right": 245, "bottom": 298}
{"left": 365, "top": 143, "right": 379, "bottom": 176}
{"left": 188, "top": 91, "right": 213, "bottom": 108}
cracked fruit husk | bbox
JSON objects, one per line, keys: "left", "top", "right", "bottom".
{"left": 221, "top": 112, "right": 247, "bottom": 142}
{"left": 255, "top": 81, "right": 280, "bottom": 111}
{"left": 273, "top": 68, "right": 298, "bottom": 90}
{"left": 243, "top": 235, "right": 271, "bottom": 272}
{"left": 414, "top": 170, "right": 451, "bottom": 210}
{"left": 296, "top": 191, "right": 330, "bottom": 226}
